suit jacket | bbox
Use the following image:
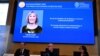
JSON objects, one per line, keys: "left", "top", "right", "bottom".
{"left": 14, "top": 48, "right": 30, "bottom": 56}
{"left": 73, "top": 51, "right": 89, "bottom": 56}
{"left": 45, "top": 48, "right": 59, "bottom": 56}
{"left": 83, "top": 52, "right": 89, "bottom": 56}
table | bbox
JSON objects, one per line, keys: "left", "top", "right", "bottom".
{"left": 3, "top": 53, "right": 40, "bottom": 56}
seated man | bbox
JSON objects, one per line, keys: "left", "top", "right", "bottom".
{"left": 45, "top": 43, "right": 59, "bottom": 56}
{"left": 14, "top": 42, "right": 30, "bottom": 56}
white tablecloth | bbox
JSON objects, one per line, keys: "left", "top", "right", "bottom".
{"left": 3, "top": 53, "right": 40, "bottom": 56}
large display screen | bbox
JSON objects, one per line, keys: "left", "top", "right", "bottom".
{"left": 13, "top": 0, "right": 95, "bottom": 44}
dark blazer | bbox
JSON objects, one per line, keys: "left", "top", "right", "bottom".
{"left": 45, "top": 48, "right": 59, "bottom": 56}
{"left": 73, "top": 51, "right": 89, "bottom": 56}
{"left": 83, "top": 51, "right": 89, "bottom": 56}
{"left": 22, "top": 25, "right": 42, "bottom": 33}
{"left": 14, "top": 48, "right": 30, "bottom": 56}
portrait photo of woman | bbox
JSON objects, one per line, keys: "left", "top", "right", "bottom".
{"left": 22, "top": 11, "right": 42, "bottom": 33}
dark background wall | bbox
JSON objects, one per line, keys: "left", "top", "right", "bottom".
{"left": 96, "top": 0, "right": 100, "bottom": 55}
{"left": 6, "top": 0, "right": 100, "bottom": 56}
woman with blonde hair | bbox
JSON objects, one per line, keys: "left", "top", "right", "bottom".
{"left": 22, "top": 11, "right": 42, "bottom": 33}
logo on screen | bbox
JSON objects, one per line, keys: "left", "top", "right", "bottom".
{"left": 19, "top": 1, "right": 25, "bottom": 8}
{"left": 75, "top": 2, "right": 80, "bottom": 8}
{"left": 75, "top": 2, "right": 90, "bottom": 8}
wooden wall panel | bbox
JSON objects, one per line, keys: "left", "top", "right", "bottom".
{"left": 96, "top": 0, "right": 100, "bottom": 29}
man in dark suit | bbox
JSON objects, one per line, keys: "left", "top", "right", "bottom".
{"left": 45, "top": 43, "right": 59, "bottom": 56}
{"left": 14, "top": 43, "right": 30, "bottom": 56}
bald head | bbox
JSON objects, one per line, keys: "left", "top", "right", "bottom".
{"left": 47, "top": 43, "right": 54, "bottom": 52}
{"left": 21, "top": 42, "right": 25, "bottom": 45}
{"left": 20, "top": 42, "right": 25, "bottom": 49}
{"left": 48, "top": 43, "right": 53, "bottom": 47}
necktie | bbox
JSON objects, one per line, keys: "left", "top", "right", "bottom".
{"left": 21, "top": 49, "right": 24, "bottom": 54}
